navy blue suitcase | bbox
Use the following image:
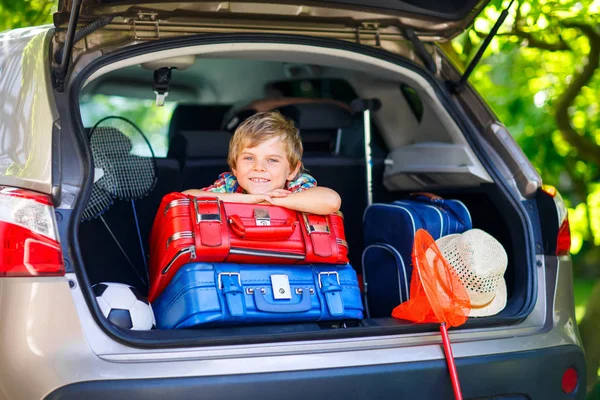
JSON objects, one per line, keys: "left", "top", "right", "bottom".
{"left": 152, "top": 262, "right": 363, "bottom": 329}
{"left": 362, "top": 194, "right": 472, "bottom": 317}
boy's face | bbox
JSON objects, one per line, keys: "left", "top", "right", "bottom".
{"left": 232, "top": 136, "right": 300, "bottom": 194}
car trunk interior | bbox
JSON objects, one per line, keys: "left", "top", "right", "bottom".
{"left": 72, "top": 39, "right": 534, "bottom": 346}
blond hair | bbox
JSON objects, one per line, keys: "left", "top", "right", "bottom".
{"left": 228, "top": 111, "right": 304, "bottom": 175}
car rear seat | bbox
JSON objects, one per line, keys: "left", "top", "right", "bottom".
{"left": 223, "top": 98, "right": 372, "bottom": 268}
{"left": 167, "top": 104, "right": 233, "bottom": 190}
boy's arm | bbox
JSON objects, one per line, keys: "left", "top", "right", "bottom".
{"left": 271, "top": 187, "right": 341, "bottom": 215}
{"left": 182, "top": 190, "right": 276, "bottom": 205}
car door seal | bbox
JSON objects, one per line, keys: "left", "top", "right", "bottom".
{"left": 401, "top": 27, "right": 437, "bottom": 74}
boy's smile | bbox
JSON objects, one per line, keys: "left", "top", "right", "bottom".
{"left": 232, "top": 136, "right": 300, "bottom": 194}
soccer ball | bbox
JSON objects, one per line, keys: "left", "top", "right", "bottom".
{"left": 92, "top": 282, "right": 156, "bottom": 330}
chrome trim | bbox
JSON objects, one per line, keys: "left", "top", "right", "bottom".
{"left": 295, "top": 288, "right": 314, "bottom": 295}
{"left": 165, "top": 231, "right": 193, "bottom": 249}
{"left": 161, "top": 246, "right": 196, "bottom": 275}
{"left": 246, "top": 288, "right": 266, "bottom": 295}
{"left": 230, "top": 247, "right": 304, "bottom": 259}
{"left": 336, "top": 238, "right": 348, "bottom": 248}
{"left": 163, "top": 199, "right": 190, "bottom": 215}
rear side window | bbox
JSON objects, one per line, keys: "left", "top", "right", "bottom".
{"left": 400, "top": 84, "right": 424, "bottom": 122}
{"left": 80, "top": 95, "right": 176, "bottom": 157}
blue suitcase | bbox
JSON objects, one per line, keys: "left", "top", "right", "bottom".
{"left": 362, "top": 194, "right": 472, "bottom": 317}
{"left": 152, "top": 262, "right": 363, "bottom": 329}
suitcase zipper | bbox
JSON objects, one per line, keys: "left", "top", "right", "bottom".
{"left": 362, "top": 243, "right": 409, "bottom": 304}
{"left": 161, "top": 246, "right": 196, "bottom": 274}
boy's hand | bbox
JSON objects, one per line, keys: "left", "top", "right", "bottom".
{"left": 243, "top": 194, "right": 275, "bottom": 205}
{"left": 263, "top": 189, "right": 292, "bottom": 198}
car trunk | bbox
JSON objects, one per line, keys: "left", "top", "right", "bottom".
{"left": 62, "top": 30, "right": 537, "bottom": 348}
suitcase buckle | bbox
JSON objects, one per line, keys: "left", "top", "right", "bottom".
{"left": 318, "top": 271, "right": 340, "bottom": 288}
{"left": 193, "top": 197, "right": 222, "bottom": 224}
{"left": 218, "top": 272, "right": 241, "bottom": 290}
{"left": 302, "top": 213, "right": 330, "bottom": 234}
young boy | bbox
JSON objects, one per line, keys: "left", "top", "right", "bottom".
{"left": 183, "top": 111, "right": 341, "bottom": 215}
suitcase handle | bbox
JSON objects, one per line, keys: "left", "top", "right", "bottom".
{"left": 410, "top": 192, "right": 443, "bottom": 201}
{"left": 253, "top": 289, "right": 312, "bottom": 313}
{"left": 409, "top": 192, "right": 469, "bottom": 229}
{"left": 228, "top": 215, "right": 296, "bottom": 240}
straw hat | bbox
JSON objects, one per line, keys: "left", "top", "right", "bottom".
{"left": 435, "top": 229, "right": 507, "bottom": 317}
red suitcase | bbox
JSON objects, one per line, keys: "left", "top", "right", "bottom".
{"left": 148, "top": 192, "right": 349, "bottom": 302}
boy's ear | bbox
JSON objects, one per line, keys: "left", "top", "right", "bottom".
{"left": 287, "top": 162, "right": 302, "bottom": 181}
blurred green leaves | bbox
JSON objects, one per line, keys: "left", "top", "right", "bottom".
{"left": 448, "top": 0, "right": 600, "bottom": 270}
{"left": 0, "top": 0, "right": 56, "bottom": 32}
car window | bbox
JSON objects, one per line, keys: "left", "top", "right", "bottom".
{"left": 80, "top": 94, "right": 176, "bottom": 157}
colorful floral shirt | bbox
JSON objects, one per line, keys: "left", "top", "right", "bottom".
{"left": 202, "top": 172, "right": 317, "bottom": 193}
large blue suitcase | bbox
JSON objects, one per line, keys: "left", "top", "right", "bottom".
{"left": 362, "top": 194, "right": 472, "bottom": 317}
{"left": 152, "top": 262, "right": 363, "bottom": 329}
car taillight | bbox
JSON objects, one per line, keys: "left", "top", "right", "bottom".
{"left": 0, "top": 186, "right": 64, "bottom": 276}
{"left": 541, "top": 184, "right": 571, "bottom": 256}
{"left": 556, "top": 218, "right": 571, "bottom": 256}
{"left": 561, "top": 367, "right": 578, "bottom": 394}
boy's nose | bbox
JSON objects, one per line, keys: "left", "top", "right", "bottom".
{"left": 253, "top": 161, "right": 267, "bottom": 171}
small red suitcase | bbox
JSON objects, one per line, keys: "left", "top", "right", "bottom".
{"left": 147, "top": 192, "right": 349, "bottom": 302}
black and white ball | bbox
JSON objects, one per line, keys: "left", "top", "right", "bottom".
{"left": 92, "top": 282, "right": 156, "bottom": 330}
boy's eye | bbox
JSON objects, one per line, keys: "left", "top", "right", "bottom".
{"left": 268, "top": 158, "right": 279, "bottom": 163}
{"left": 243, "top": 156, "right": 254, "bottom": 161}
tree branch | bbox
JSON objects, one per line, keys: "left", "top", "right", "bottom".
{"left": 563, "top": 157, "right": 589, "bottom": 204}
{"left": 513, "top": 2, "right": 570, "bottom": 51}
{"left": 471, "top": 27, "right": 570, "bottom": 51}
{"left": 511, "top": 27, "right": 570, "bottom": 51}
{"left": 554, "top": 22, "right": 600, "bottom": 165}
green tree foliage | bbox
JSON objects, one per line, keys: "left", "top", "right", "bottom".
{"left": 0, "top": 0, "right": 56, "bottom": 32}
{"left": 446, "top": 0, "right": 599, "bottom": 391}
{"left": 447, "top": 0, "right": 599, "bottom": 262}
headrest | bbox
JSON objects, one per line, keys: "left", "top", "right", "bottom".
{"left": 222, "top": 97, "right": 352, "bottom": 133}
{"left": 168, "top": 104, "right": 232, "bottom": 141}
{"left": 168, "top": 130, "right": 231, "bottom": 159}
{"left": 277, "top": 102, "right": 353, "bottom": 131}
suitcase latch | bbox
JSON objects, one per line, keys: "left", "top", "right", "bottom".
{"left": 271, "top": 274, "right": 292, "bottom": 299}
{"left": 254, "top": 208, "right": 271, "bottom": 226}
